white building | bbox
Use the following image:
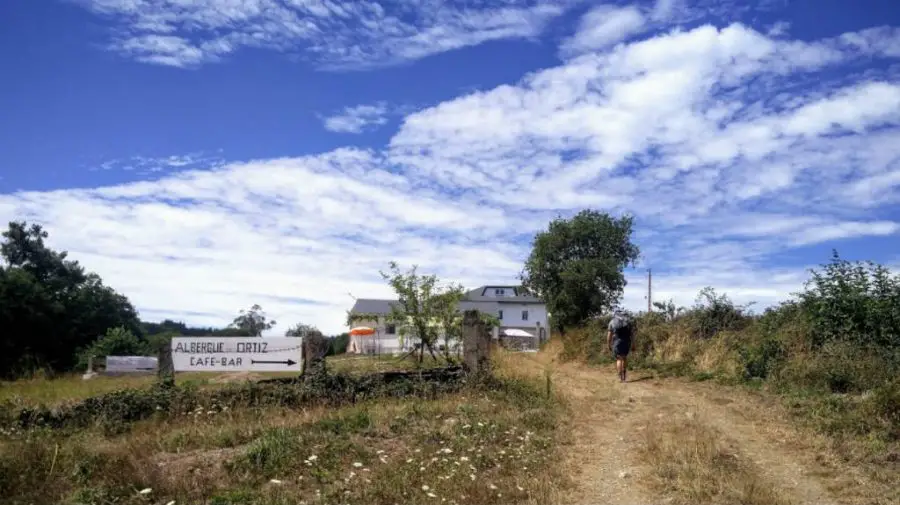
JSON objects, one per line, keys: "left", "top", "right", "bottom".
{"left": 346, "top": 285, "right": 549, "bottom": 355}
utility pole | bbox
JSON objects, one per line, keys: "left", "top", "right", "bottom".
{"left": 647, "top": 268, "right": 652, "bottom": 313}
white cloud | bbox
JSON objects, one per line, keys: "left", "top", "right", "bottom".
{"left": 70, "top": 0, "right": 576, "bottom": 68}
{"left": 322, "top": 103, "right": 391, "bottom": 134}
{"left": 560, "top": 5, "right": 647, "bottom": 57}
{"left": 5, "top": 18, "right": 900, "bottom": 334}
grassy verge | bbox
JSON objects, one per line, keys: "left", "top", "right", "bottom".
{"left": 0, "top": 372, "right": 563, "bottom": 505}
{"left": 0, "top": 355, "right": 450, "bottom": 409}
{"left": 0, "top": 351, "right": 565, "bottom": 505}
{"left": 639, "top": 412, "right": 790, "bottom": 505}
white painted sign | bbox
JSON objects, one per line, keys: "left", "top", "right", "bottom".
{"left": 171, "top": 337, "right": 303, "bottom": 372}
{"left": 105, "top": 356, "right": 158, "bottom": 373}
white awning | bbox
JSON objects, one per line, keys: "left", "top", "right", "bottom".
{"left": 501, "top": 328, "right": 534, "bottom": 337}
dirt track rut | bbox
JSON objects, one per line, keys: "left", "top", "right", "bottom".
{"left": 515, "top": 350, "right": 879, "bottom": 505}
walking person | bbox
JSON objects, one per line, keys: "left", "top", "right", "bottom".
{"left": 607, "top": 309, "right": 636, "bottom": 383}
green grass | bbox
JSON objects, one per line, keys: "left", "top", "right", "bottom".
{"left": 0, "top": 355, "right": 443, "bottom": 409}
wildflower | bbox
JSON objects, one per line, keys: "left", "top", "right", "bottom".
{"left": 422, "top": 485, "right": 431, "bottom": 491}
{"left": 517, "top": 486, "right": 524, "bottom": 491}
{"left": 460, "top": 456, "right": 469, "bottom": 462}
{"left": 441, "top": 448, "right": 453, "bottom": 454}
{"left": 349, "top": 472, "right": 356, "bottom": 478}
{"left": 353, "top": 462, "right": 363, "bottom": 468}
{"left": 308, "top": 455, "right": 318, "bottom": 461}
{"left": 406, "top": 458, "right": 414, "bottom": 463}
{"left": 488, "top": 484, "right": 497, "bottom": 490}
{"left": 269, "top": 479, "right": 283, "bottom": 485}
{"left": 166, "top": 502, "right": 176, "bottom": 505}
{"left": 427, "top": 492, "right": 438, "bottom": 498}
{"left": 139, "top": 488, "right": 152, "bottom": 495}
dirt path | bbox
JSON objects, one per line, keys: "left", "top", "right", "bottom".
{"left": 514, "top": 349, "right": 856, "bottom": 505}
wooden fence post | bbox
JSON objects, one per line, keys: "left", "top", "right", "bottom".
{"left": 462, "top": 310, "right": 491, "bottom": 375}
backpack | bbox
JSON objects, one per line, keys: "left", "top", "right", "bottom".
{"left": 610, "top": 313, "right": 635, "bottom": 339}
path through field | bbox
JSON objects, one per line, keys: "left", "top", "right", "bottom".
{"left": 511, "top": 348, "right": 888, "bottom": 505}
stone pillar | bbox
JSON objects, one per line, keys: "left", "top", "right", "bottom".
{"left": 158, "top": 344, "right": 175, "bottom": 386}
{"left": 302, "top": 333, "right": 329, "bottom": 380}
{"left": 462, "top": 310, "right": 492, "bottom": 375}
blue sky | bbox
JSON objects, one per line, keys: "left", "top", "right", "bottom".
{"left": 1, "top": 0, "right": 900, "bottom": 334}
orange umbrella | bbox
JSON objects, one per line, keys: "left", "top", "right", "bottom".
{"left": 350, "top": 326, "right": 376, "bottom": 336}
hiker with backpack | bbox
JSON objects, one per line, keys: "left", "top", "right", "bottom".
{"left": 607, "top": 309, "right": 636, "bottom": 383}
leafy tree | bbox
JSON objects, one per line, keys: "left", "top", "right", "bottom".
{"left": 230, "top": 304, "right": 275, "bottom": 336}
{"left": 379, "top": 262, "right": 460, "bottom": 363}
{"left": 520, "top": 210, "right": 640, "bottom": 333}
{"left": 433, "top": 286, "right": 466, "bottom": 361}
{"left": 76, "top": 327, "right": 149, "bottom": 370}
{"left": 285, "top": 322, "right": 323, "bottom": 338}
{"left": 653, "top": 298, "right": 686, "bottom": 322}
{"left": 329, "top": 332, "right": 350, "bottom": 356}
{"left": 0, "top": 221, "right": 141, "bottom": 377}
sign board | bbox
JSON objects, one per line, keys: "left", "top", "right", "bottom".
{"left": 105, "top": 356, "right": 158, "bottom": 373}
{"left": 171, "top": 337, "right": 303, "bottom": 372}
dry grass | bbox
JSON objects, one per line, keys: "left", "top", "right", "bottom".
{"left": 639, "top": 411, "right": 792, "bottom": 505}
{"left": 0, "top": 356, "right": 565, "bottom": 505}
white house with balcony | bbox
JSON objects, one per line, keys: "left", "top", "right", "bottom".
{"left": 346, "top": 285, "right": 549, "bottom": 355}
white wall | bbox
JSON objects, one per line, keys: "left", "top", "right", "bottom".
{"left": 496, "top": 303, "right": 548, "bottom": 330}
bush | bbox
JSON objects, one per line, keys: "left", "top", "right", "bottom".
{"left": 684, "top": 287, "right": 753, "bottom": 340}
{"left": 737, "top": 335, "right": 785, "bottom": 380}
{"left": 4, "top": 369, "right": 471, "bottom": 434}
{"left": 329, "top": 333, "right": 349, "bottom": 356}
{"left": 75, "top": 327, "right": 151, "bottom": 371}
{"left": 799, "top": 251, "right": 900, "bottom": 350}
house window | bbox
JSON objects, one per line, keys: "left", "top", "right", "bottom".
{"left": 498, "top": 310, "right": 503, "bottom": 321}
{"left": 385, "top": 324, "right": 396, "bottom": 334}
{"left": 494, "top": 288, "right": 505, "bottom": 296}
{"left": 522, "top": 310, "right": 529, "bottom": 321}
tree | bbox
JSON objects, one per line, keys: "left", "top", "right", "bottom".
{"left": 433, "top": 286, "right": 466, "bottom": 361}
{"left": 653, "top": 299, "right": 686, "bottom": 322}
{"left": 76, "top": 327, "right": 149, "bottom": 371}
{"left": 520, "top": 210, "right": 640, "bottom": 333}
{"left": 285, "top": 322, "right": 322, "bottom": 338}
{"left": 0, "top": 221, "right": 141, "bottom": 377}
{"left": 377, "top": 262, "right": 466, "bottom": 363}
{"left": 230, "top": 304, "right": 275, "bottom": 336}
{"left": 329, "top": 332, "right": 350, "bottom": 356}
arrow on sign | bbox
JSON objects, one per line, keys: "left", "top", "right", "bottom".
{"left": 251, "top": 359, "right": 297, "bottom": 366}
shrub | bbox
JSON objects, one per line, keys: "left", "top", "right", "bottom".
{"left": 5, "top": 369, "right": 470, "bottom": 434}
{"left": 737, "top": 335, "right": 784, "bottom": 380}
{"left": 75, "top": 326, "right": 151, "bottom": 371}
{"left": 684, "top": 287, "right": 754, "bottom": 340}
{"left": 799, "top": 251, "right": 900, "bottom": 350}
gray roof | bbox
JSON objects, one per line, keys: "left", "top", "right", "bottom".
{"left": 350, "top": 299, "right": 399, "bottom": 314}
{"left": 350, "top": 286, "right": 543, "bottom": 316}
